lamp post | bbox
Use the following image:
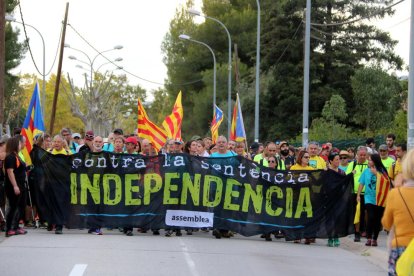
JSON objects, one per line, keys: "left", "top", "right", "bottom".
{"left": 302, "top": 0, "right": 311, "bottom": 148}
{"left": 6, "top": 15, "right": 46, "bottom": 117}
{"left": 65, "top": 44, "right": 123, "bottom": 90}
{"left": 254, "top": 0, "right": 261, "bottom": 142}
{"left": 179, "top": 34, "right": 217, "bottom": 115}
{"left": 408, "top": 0, "right": 414, "bottom": 150}
{"left": 188, "top": 8, "right": 232, "bottom": 139}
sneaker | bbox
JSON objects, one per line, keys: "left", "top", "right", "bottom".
{"left": 264, "top": 233, "right": 272, "bottom": 241}
{"left": 294, "top": 239, "right": 301, "bottom": 243}
{"left": 165, "top": 230, "right": 173, "bottom": 237}
{"left": 94, "top": 229, "right": 103, "bottom": 235}
{"left": 274, "top": 231, "right": 285, "bottom": 239}
{"left": 126, "top": 230, "right": 133, "bottom": 236}
{"left": 176, "top": 230, "right": 182, "bottom": 237}
{"left": 16, "top": 228, "right": 27, "bottom": 235}
{"left": 327, "top": 239, "right": 334, "bottom": 247}
{"left": 304, "top": 239, "right": 311, "bottom": 245}
{"left": 88, "top": 228, "right": 95, "bottom": 234}
{"left": 365, "top": 239, "right": 372, "bottom": 246}
{"left": 354, "top": 232, "right": 361, "bottom": 242}
{"left": 334, "top": 238, "right": 340, "bottom": 247}
{"left": 186, "top": 229, "right": 193, "bottom": 235}
{"left": 212, "top": 229, "right": 221, "bottom": 239}
{"left": 6, "top": 230, "right": 16, "bottom": 237}
{"left": 55, "top": 229, "right": 63, "bottom": 235}
{"left": 152, "top": 230, "right": 160, "bottom": 235}
{"left": 371, "top": 240, "right": 378, "bottom": 246}
{"left": 361, "top": 231, "right": 367, "bottom": 238}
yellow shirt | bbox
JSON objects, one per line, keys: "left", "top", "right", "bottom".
{"left": 253, "top": 153, "right": 268, "bottom": 167}
{"left": 388, "top": 158, "right": 402, "bottom": 180}
{"left": 50, "top": 148, "right": 70, "bottom": 155}
{"left": 382, "top": 187, "right": 414, "bottom": 247}
{"left": 381, "top": 157, "right": 395, "bottom": 173}
{"left": 290, "top": 164, "right": 315, "bottom": 171}
{"left": 308, "top": 155, "right": 326, "bottom": 170}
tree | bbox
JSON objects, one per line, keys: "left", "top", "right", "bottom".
{"left": 351, "top": 66, "right": 402, "bottom": 133}
{"left": 4, "top": 0, "right": 27, "bottom": 128}
{"left": 65, "top": 72, "right": 145, "bottom": 136}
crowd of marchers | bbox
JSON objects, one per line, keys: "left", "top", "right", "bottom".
{"left": 0, "top": 128, "right": 413, "bottom": 275}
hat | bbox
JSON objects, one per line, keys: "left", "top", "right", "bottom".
{"left": 379, "top": 144, "right": 388, "bottom": 151}
{"left": 125, "top": 136, "right": 138, "bottom": 145}
{"left": 191, "top": 135, "right": 201, "bottom": 141}
{"left": 250, "top": 142, "right": 259, "bottom": 150}
{"left": 322, "top": 144, "right": 329, "bottom": 150}
{"left": 72, "top": 133, "right": 81, "bottom": 139}
{"left": 339, "top": 150, "right": 349, "bottom": 157}
{"left": 113, "top": 128, "right": 123, "bottom": 135}
{"left": 85, "top": 130, "right": 94, "bottom": 141}
{"left": 279, "top": 141, "right": 289, "bottom": 147}
{"left": 0, "top": 134, "right": 10, "bottom": 144}
{"left": 174, "top": 139, "right": 183, "bottom": 145}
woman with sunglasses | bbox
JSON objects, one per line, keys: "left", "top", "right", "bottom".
{"left": 290, "top": 150, "right": 315, "bottom": 244}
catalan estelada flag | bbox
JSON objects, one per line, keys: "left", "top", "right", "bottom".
{"left": 230, "top": 93, "right": 246, "bottom": 142}
{"left": 162, "top": 91, "right": 183, "bottom": 140}
{"left": 137, "top": 99, "right": 167, "bottom": 152}
{"left": 210, "top": 105, "right": 224, "bottom": 144}
{"left": 21, "top": 82, "right": 45, "bottom": 165}
{"left": 376, "top": 172, "right": 391, "bottom": 207}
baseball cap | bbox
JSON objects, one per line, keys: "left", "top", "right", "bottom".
{"left": 113, "top": 128, "right": 123, "bottom": 135}
{"left": 279, "top": 141, "right": 289, "bottom": 147}
{"left": 72, "top": 133, "right": 81, "bottom": 139}
{"left": 250, "top": 142, "right": 259, "bottom": 150}
{"left": 0, "top": 134, "right": 10, "bottom": 144}
{"left": 174, "top": 139, "right": 183, "bottom": 145}
{"left": 85, "top": 130, "right": 94, "bottom": 141}
{"left": 191, "top": 135, "right": 202, "bottom": 141}
{"left": 125, "top": 136, "right": 138, "bottom": 145}
{"left": 322, "top": 144, "right": 329, "bottom": 150}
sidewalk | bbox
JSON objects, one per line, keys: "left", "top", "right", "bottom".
{"left": 341, "top": 230, "right": 389, "bottom": 272}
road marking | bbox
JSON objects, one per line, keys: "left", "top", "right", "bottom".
{"left": 179, "top": 239, "right": 199, "bottom": 276}
{"left": 69, "top": 264, "right": 88, "bottom": 276}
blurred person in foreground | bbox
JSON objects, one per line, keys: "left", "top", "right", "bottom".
{"left": 382, "top": 148, "right": 414, "bottom": 276}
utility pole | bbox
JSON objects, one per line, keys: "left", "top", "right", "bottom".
{"left": 49, "top": 2, "right": 69, "bottom": 134}
{"left": 0, "top": 0, "right": 5, "bottom": 135}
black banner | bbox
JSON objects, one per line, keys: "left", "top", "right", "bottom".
{"left": 31, "top": 146, "right": 354, "bottom": 239}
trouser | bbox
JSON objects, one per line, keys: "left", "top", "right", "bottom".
{"left": 365, "top": 203, "right": 384, "bottom": 240}
{"left": 5, "top": 184, "right": 25, "bottom": 231}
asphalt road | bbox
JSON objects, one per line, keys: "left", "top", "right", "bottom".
{"left": 0, "top": 228, "right": 387, "bottom": 276}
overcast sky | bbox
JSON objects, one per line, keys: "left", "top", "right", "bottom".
{"left": 9, "top": 0, "right": 412, "bottom": 98}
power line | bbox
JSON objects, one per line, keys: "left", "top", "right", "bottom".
{"left": 67, "top": 23, "right": 204, "bottom": 87}
{"left": 274, "top": 21, "right": 303, "bottom": 66}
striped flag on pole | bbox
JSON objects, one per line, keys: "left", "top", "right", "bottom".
{"left": 230, "top": 93, "right": 246, "bottom": 141}
{"left": 210, "top": 105, "right": 224, "bottom": 144}
{"left": 162, "top": 91, "right": 183, "bottom": 140}
{"left": 21, "top": 82, "right": 45, "bottom": 165}
{"left": 137, "top": 99, "right": 167, "bottom": 151}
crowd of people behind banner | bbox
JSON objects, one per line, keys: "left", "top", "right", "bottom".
{"left": 0, "top": 127, "right": 413, "bottom": 275}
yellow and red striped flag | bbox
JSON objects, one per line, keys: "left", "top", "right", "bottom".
{"left": 376, "top": 172, "right": 391, "bottom": 207}
{"left": 137, "top": 99, "right": 167, "bottom": 151}
{"left": 162, "top": 91, "right": 183, "bottom": 140}
{"left": 21, "top": 82, "right": 45, "bottom": 165}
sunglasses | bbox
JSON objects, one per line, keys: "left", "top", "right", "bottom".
{"left": 85, "top": 134, "right": 94, "bottom": 139}
{"left": 340, "top": 157, "right": 348, "bottom": 160}
{"left": 303, "top": 156, "right": 310, "bottom": 159}
{"left": 268, "top": 160, "right": 276, "bottom": 163}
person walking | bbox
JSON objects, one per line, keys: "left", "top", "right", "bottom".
{"left": 357, "top": 154, "right": 391, "bottom": 247}
{"left": 4, "top": 136, "right": 28, "bottom": 237}
{"left": 382, "top": 149, "right": 414, "bottom": 276}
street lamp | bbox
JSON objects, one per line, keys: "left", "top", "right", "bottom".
{"left": 255, "top": 0, "right": 261, "bottom": 142}
{"left": 179, "top": 34, "right": 217, "bottom": 115}
{"left": 303, "top": 0, "right": 311, "bottom": 148}
{"left": 6, "top": 15, "right": 46, "bottom": 117}
{"left": 65, "top": 44, "right": 123, "bottom": 89}
{"left": 188, "top": 8, "right": 232, "bottom": 139}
